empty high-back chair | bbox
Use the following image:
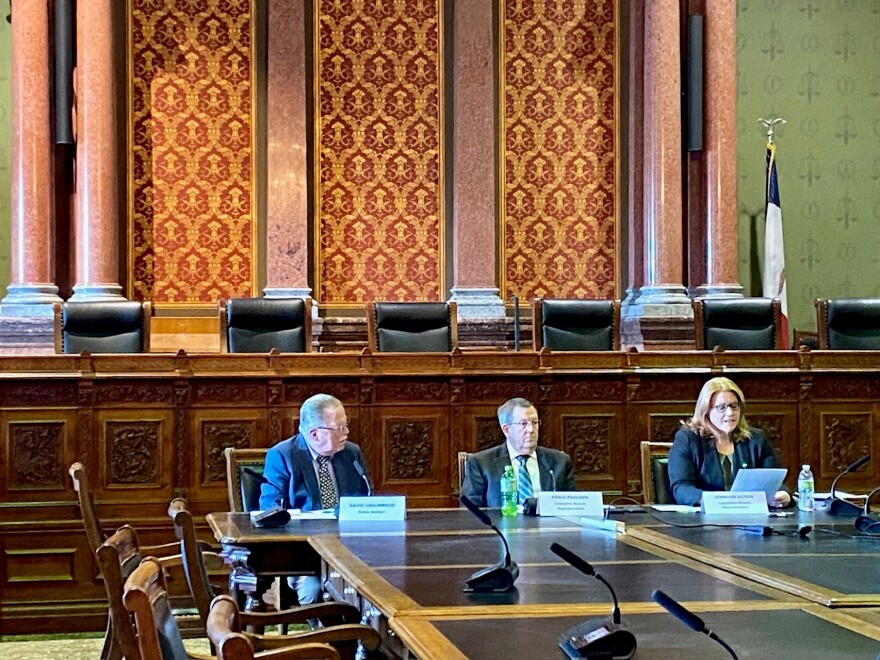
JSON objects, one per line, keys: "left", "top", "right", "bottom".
{"left": 366, "top": 301, "right": 458, "bottom": 352}
{"left": 220, "top": 298, "right": 312, "bottom": 353}
{"left": 532, "top": 299, "right": 621, "bottom": 351}
{"left": 817, "top": 298, "right": 880, "bottom": 349}
{"left": 54, "top": 301, "right": 152, "bottom": 353}
{"left": 693, "top": 297, "right": 783, "bottom": 350}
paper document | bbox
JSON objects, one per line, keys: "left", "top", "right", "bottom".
{"left": 651, "top": 504, "right": 701, "bottom": 513}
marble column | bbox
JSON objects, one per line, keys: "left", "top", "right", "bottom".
{"left": 622, "top": 0, "right": 645, "bottom": 308}
{"left": 69, "top": 0, "right": 124, "bottom": 301}
{"left": 448, "top": 0, "right": 504, "bottom": 318}
{"left": 0, "top": 0, "right": 62, "bottom": 314}
{"left": 263, "top": 0, "right": 313, "bottom": 309}
{"left": 635, "top": 0, "right": 690, "bottom": 311}
{"left": 696, "top": 0, "right": 742, "bottom": 298}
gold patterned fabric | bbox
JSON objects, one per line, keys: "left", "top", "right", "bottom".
{"left": 128, "top": 0, "right": 255, "bottom": 304}
{"left": 501, "top": 0, "right": 618, "bottom": 300}
{"left": 315, "top": 0, "right": 443, "bottom": 304}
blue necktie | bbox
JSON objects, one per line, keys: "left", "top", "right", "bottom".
{"left": 517, "top": 455, "right": 534, "bottom": 503}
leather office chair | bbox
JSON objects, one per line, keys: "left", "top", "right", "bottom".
{"left": 219, "top": 298, "right": 313, "bottom": 353}
{"left": 53, "top": 301, "right": 151, "bottom": 353}
{"left": 532, "top": 298, "right": 621, "bottom": 351}
{"left": 639, "top": 441, "right": 674, "bottom": 505}
{"left": 366, "top": 301, "right": 458, "bottom": 352}
{"left": 817, "top": 298, "right": 880, "bottom": 349}
{"left": 224, "top": 448, "right": 269, "bottom": 512}
{"left": 692, "top": 297, "right": 783, "bottom": 350}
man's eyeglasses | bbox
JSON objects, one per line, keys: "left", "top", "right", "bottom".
{"left": 509, "top": 420, "right": 541, "bottom": 429}
{"left": 712, "top": 403, "right": 740, "bottom": 413}
{"left": 317, "top": 423, "right": 349, "bottom": 433}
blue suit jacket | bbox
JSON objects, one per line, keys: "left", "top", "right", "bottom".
{"left": 259, "top": 433, "right": 370, "bottom": 510}
{"left": 668, "top": 427, "right": 784, "bottom": 506}
{"left": 461, "top": 444, "right": 576, "bottom": 507}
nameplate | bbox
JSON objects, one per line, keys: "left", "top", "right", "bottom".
{"left": 338, "top": 496, "right": 406, "bottom": 522}
{"left": 538, "top": 491, "right": 604, "bottom": 518}
{"left": 701, "top": 491, "right": 769, "bottom": 515}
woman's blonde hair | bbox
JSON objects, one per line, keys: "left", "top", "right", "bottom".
{"left": 685, "top": 377, "right": 751, "bottom": 441}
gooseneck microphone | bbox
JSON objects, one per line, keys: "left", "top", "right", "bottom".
{"left": 549, "top": 467, "right": 557, "bottom": 492}
{"left": 353, "top": 460, "right": 373, "bottom": 497}
{"left": 829, "top": 455, "right": 870, "bottom": 517}
{"left": 459, "top": 496, "right": 519, "bottom": 592}
{"left": 652, "top": 589, "right": 737, "bottom": 659}
{"left": 551, "top": 543, "right": 636, "bottom": 659}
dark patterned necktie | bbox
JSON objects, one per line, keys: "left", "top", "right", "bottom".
{"left": 517, "top": 455, "right": 534, "bottom": 503}
{"left": 317, "top": 456, "right": 338, "bottom": 509}
{"left": 721, "top": 454, "right": 733, "bottom": 491}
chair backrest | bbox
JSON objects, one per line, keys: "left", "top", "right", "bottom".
{"left": 693, "top": 297, "right": 783, "bottom": 350}
{"left": 532, "top": 298, "right": 621, "bottom": 351}
{"left": 69, "top": 462, "right": 105, "bottom": 554}
{"left": 817, "top": 298, "right": 880, "bottom": 349}
{"left": 220, "top": 298, "right": 312, "bottom": 353}
{"left": 168, "top": 499, "right": 215, "bottom": 625}
{"left": 54, "top": 301, "right": 151, "bottom": 354}
{"left": 224, "top": 448, "right": 268, "bottom": 512}
{"left": 366, "top": 301, "right": 458, "bottom": 352}
{"left": 96, "top": 525, "right": 147, "bottom": 660}
{"left": 124, "top": 556, "right": 190, "bottom": 660}
{"left": 639, "top": 441, "right": 674, "bottom": 505}
{"left": 206, "top": 595, "right": 340, "bottom": 660}
{"left": 456, "top": 451, "right": 470, "bottom": 498}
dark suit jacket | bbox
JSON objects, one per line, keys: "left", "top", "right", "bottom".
{"left": 668, "top": 426, "right": 784, "bottom": 506}
{"left": 461, "top": 444, "right": 576, "bottom": 507}
{"left": 259, "top": 433, "right": 370, "bottom": 510}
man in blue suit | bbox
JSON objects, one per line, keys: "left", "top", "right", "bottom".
{"left": 461, "top": 397, "right": 576, "bottom": 507}
{"left": 260, "top": 393, "right": 371, "bottom": 602}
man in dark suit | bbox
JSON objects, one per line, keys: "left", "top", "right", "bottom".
{"left": 260, "top": 393, "right": 372, "bottom": 602}
{"left": 461, "top": 397, "right": 576, "bottom": 507}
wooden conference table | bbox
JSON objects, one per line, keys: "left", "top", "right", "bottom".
{"left": 207, "top": 509, "right": 880, "bottom": 658}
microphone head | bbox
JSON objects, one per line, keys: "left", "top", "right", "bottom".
{"left": 652, "top": 589, "right": 705, "bottom": 633}
{"left": 848, "top": 455, "right": 871, "bottom": 473}
{"left": 550, "top": 542, "right": 596, "bottom": 577}
{"left": 460, "top": 495, "right": 493, "bottom": 527}
{"left": 353, "top": 461, "right": 365, "bottom": 476}
{"left": 797, "top": 525, "right": 812, "bottom": 538}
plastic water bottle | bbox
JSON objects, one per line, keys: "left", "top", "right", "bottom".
{"left": 797, "top": 464, "right": 814, "bottom": 512}
{"left": 500, "top": 465, "right": 518, "bottom": 516}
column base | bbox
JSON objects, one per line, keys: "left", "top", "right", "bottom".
{"left": 693, "top": 283, "right": 743, "bottom": 298}
{"left": 263, "top": 287, "right": 318, "bottom": 318}
{"left": 0, "top": 284, "right": 63, "bottom": 316}
{"left": 448, "top": 287, "right": 506, "bottom": 319}
{"left": 68, "top": 284, "right": 126, "bottom": 302}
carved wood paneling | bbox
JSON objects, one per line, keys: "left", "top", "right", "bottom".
{"left": 96, "top": 382, "right": 174, "bottom": 405}
{"left": 3, "top": 548, "right": 77, "bottom": 584}
{"left": 283, "top": 382, "right": 360, "bottom": 405}
{"left": 375, "top": 381, "right": 448, "bottom": 402}
{"left": 386, "top": 420, "right": 435, "bottom": 481}
{"left": 563, "top": 415, "right": 613, "bottom": 478}
{"left": 811, "top": 375, "right": 880, "bottom": 400}
{"left": 649, "top": 414, "right": 684, "bottom": 442}
{"left": 748, "top": 414, "right": 786, "bottom": 460}
{"left": 476, "top": 417, "right": 504, "bottom": 452}
{"left": 551, "top": 380, "right": 626, "bottom": 402}
{"left": 106, "top": 421, "right": 161, "bottom": 485}
{"left": 192, "top": 382, "right": 266, "bottom": 405}
{"left": 0, "top": 382, "right": 77, "bottom": 407}
{"left": 465, "top": 380, "right": 539, "bottom": 402}
{"left": 203, "top": 421, "right": 254, "bottom": 483}
{"left": 9, "top": 423, "right": 64, "bottom": 489}
{"left": 821, "top": 412, "right": 872, "bottom": 478}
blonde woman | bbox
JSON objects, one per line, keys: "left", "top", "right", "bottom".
{"left": 668, "top": 377, "right": 791, "bottom": 508}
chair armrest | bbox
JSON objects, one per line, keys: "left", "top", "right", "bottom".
{"left": 141, "top": 541, "right": 183, "bottom": 557}
{"left": 256, "top": 644, "right": 340, "bottom": 660}
{"left": 248, "top": 624, "right": 381, "bottom": 652}
{"left": 239, "top": 601, "right": 362, "bottom": 627}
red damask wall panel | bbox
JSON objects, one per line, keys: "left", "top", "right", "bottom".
{"left": 315, "top": 0, "right": 443, "bottom": 304}
{"left": 501, "top": 0, "right": 618, "bottom": 300}
{"left": 128, "top": 0, "right": 255, "bottom": 304}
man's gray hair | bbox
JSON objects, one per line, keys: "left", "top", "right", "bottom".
{"left": 299, "top": 393, "right": 343, "bottom": 434}
{"left": 497, "top": 397, "right": 534, "bottom": 425}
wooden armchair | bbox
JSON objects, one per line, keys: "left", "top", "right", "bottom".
{"left": 207, "top": 596, "right": 340, "bottom": 660}
{"left": 639, "top": 441, "right": 674, "bottom": 504}
{"left": 168, "top": 499, "right": 378, "bottom": 660}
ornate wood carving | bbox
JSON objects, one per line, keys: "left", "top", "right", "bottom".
{"left": 0, "top": 382, "right": 76, "bottom": 406}
{"left": 192, "top": 382, "right": 265, "bottom": 404}
{"left": 376, "top": 381, "right": 448, "bottom": 402}
{"left": 10, "top": 423, "right": 64, "bottom": 488}
{"left": 283, "top": 382, "right": 360, "bottom": 404}
{"left": 96, "top": 382, "right": 173, "bottom": 405}
{"left": 822, "top": 413, "right": 871, "bottom": 475}
{"left": 77, "top": 381, "right": 95, "bottom": 468}
{"left": 203, "top": 422, "right": 254, "bottom": 482}
{"left": 650, "top": 414, "right": 684, "bottom": 442}
{"left": 563, "top": 416, "right": 612, "bottom": 477}
{"left": 811, "top": 376, "right": 880, "bottom": 400}
{"left": 475, "top": 417, "right": 504, "bottom": 452}
{"left": 107, "top": 422, "right": 160, "bottom": 485}
{"left": 173, "top": 381, "right": 189, "bottom": 488}
{"left": 748, "top": 414, "right": 785, "bottom": 459}
{"left": 387, "top": 421, "right": 434, "bottom": 480}
{"left": 551, "top": 380, "right": 625, "bottom": 402}
{"left": 465, "top": 380, "right": 539, "bottom": 402}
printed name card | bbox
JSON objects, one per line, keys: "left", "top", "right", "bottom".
{"left": 538, "top": 491, "right": 604, "bottom": 518}
{"left": 338, "top": 496, "right": 406, "bottom": 522}
{"left": 701, "top": 491, "right": 769, "bottom": 515}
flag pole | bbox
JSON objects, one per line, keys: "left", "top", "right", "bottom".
{"left": 757, "top": 117, "right": 786, "bottom": 144}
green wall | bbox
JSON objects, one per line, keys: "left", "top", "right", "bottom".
{"left": 0, "top": 16, "right": 10, "bottom": 298}
{"left": 737, "top": 1, "right": 880, "bottom": 334}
